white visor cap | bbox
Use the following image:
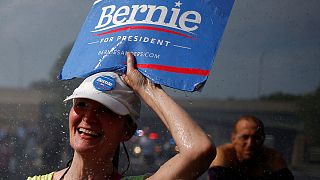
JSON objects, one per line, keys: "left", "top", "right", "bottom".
{"left": 64, "top": 72, "right": 141, "bottom": 121}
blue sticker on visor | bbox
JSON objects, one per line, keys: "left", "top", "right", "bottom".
{"left": 93, "top": 76, "right": 116, "bottom": 91}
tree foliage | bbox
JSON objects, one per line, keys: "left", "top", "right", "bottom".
{"left": 29, "top": 43, "right": 81, "bottom": 171}
{"left": 297, "top": 87, "right": 320, "bottom": 145}
{"left": 260, "top": 92, "right": 302, "bottom": 102}
{"left": 261, "top": 87, "right": 320, "bottom": 146}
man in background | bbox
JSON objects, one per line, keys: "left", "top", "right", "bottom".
{"left": 208, "top": 115, "right": 294, "bottom": 180}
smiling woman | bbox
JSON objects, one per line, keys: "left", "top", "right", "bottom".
{"left": 2, "top": 0, "right": 320, "bottom": 179}
{"left": 27, "top": 53, "right": 215, "bottom": 180}
{"left": 69, "top": 99, "right": 132, "bottom": 155}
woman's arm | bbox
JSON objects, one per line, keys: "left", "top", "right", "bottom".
{"left": 123, "top": 53, "right": 216, "bottom": 179}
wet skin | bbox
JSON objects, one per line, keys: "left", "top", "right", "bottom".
{"left": 69, "top": 98, "right": 127, "bottom": 157}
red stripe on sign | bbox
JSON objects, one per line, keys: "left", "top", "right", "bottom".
{"left": 137, "top": 64, "right": 210, "bottom": 76}
{"left": 94, "top": 26, "right": 194, "bottom": 39}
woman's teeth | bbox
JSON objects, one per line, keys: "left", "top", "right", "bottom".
{"left": 78, "top": 128, "right": 100, "bottom": 137}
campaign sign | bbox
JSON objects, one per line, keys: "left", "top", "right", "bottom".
{"left": 59, "top": 0, "right": 234, "bottom": 91}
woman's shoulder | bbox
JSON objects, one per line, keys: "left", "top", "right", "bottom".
{"left": 27, "top": 172, "right": 151, "bottom": 180}
{"left": 27, "top": 172, "right": 54, "bottom": 180}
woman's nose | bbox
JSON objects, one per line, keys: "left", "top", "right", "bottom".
{"left": 82, "top": 109, "right": 98, "bottom": 123}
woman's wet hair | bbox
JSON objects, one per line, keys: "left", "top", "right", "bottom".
{"left": 123, "top": 115, "right": 137, "bottom": 139}
{"left": 114, "top": 115, "right": 136, "bottom": 175}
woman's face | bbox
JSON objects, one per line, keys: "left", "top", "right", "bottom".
{"left": 69, "top": 98, "right": 127, "bottom": 155}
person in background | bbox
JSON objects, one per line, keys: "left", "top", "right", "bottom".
{"left": 208, "top": 115, "right": 294, "bottom": 180}
{"left": 28, "top": 53, "right": 215, "bottom": 180}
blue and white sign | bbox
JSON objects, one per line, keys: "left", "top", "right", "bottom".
{"left": 59, "top": 0, "right": 234, "bottom": 91}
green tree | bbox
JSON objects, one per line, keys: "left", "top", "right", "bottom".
{"left": 261, "top": 87, "right": 320, "bottom": 146}
{"left": 260, "top": 92, "right": 302, "bottom": 102}
{"left": 297, "top": 87, "right": 320, "bottom": 146}
{"left": 30, "top": 43, "right": 81, "bottom": 172}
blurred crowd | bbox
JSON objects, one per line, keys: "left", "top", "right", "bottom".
{"left": 0, "top": 122, "right": 70, "bottom": 179}
{"left": 0, "top": 122, "right": 40, "bottom": 178}
{"left": 0, "top": 122, "right": 176, "bottom": 179}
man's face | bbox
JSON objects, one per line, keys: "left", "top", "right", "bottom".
{"left": 231, "top": 119, "right": 265, "bottom": 162}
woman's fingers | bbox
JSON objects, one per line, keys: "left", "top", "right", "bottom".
{"left": 123, "top": 52, "right": 146, "bottom": 92}
{"left": 122, "top": 52, "right": 135, "bottom": 85}
{"left": 126, "top": 52, "right": 135, "bottom": 73}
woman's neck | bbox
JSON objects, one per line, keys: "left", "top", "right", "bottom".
{"left": 64, "top": 152, "right": 116, "bottom": 180}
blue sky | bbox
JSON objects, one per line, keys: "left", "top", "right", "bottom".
{"left": 0, "top": 0, "right": 319, "bottom": 99}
